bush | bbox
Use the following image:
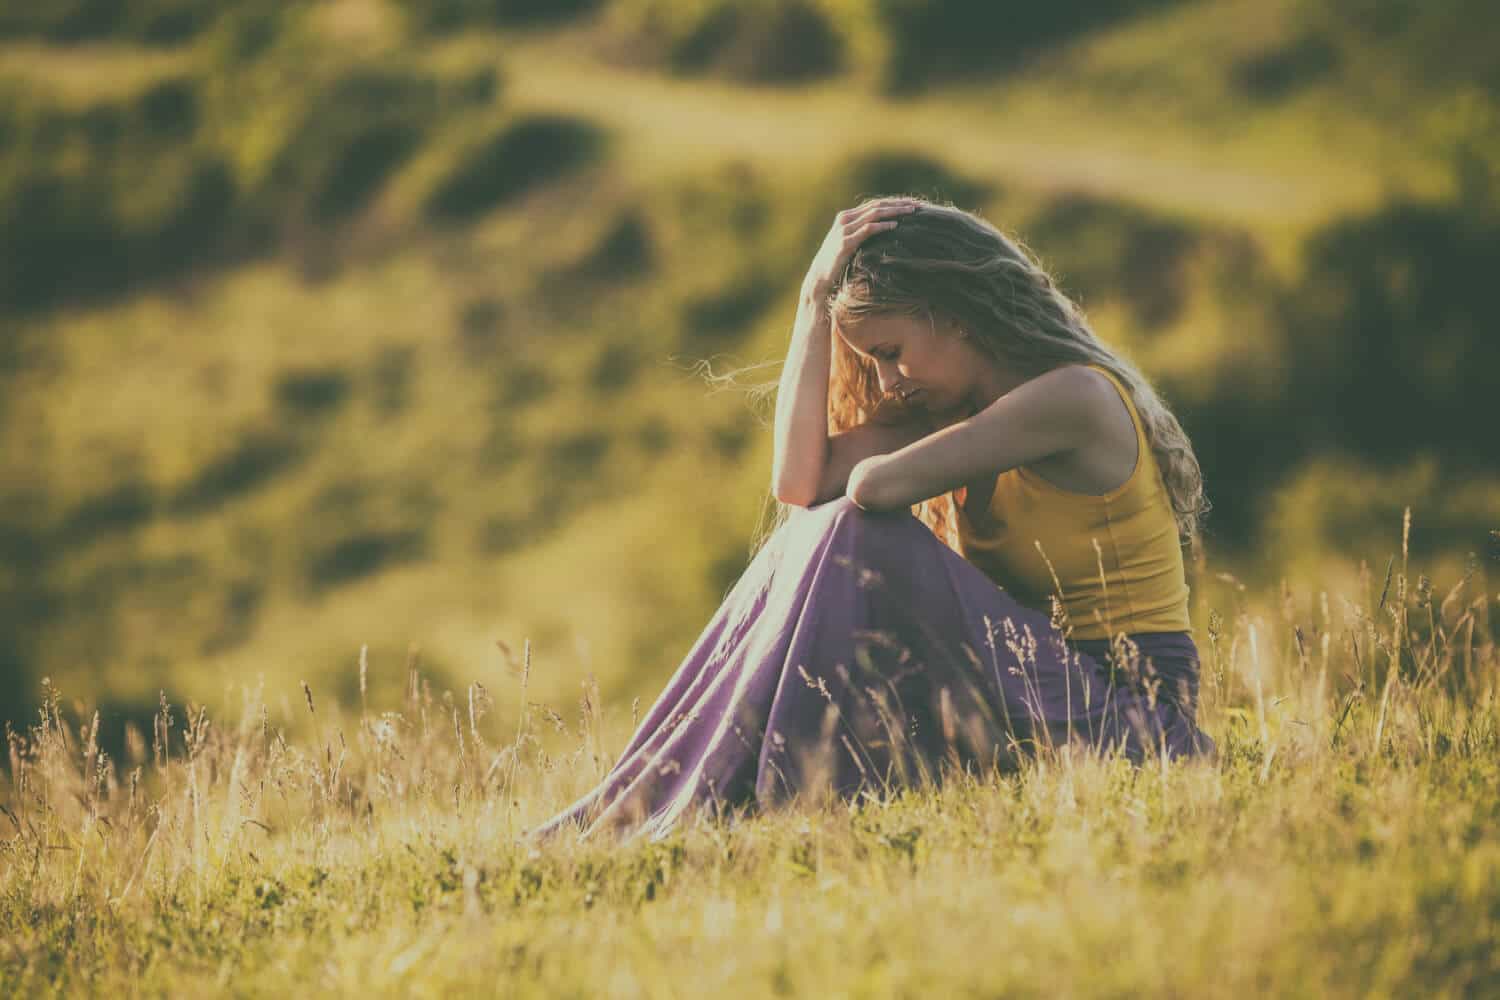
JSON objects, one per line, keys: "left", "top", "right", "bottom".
{"left": 1230, "top": 34, "right": 1341, "bottom": 102}
{"left": 168, "top": 430, "right": 306, "bottom": 516}
{"left": 0, "top": 89, "right": 241, "bottom": 311}
{"left": 312, "top": 123, "right": 423, "bottom": 221}
{"left": 54, "top": 483, "right": 157, "bottom": 550}
{"left": 840, "top": 151, "right": 994, "bottom": 215}
{"left": 601, "top": 0, "right": 844, "bottom": 85}
{"left": 1175, "top": 189, "right": 1500, "bottom": 553}
{"left": 679, "top": 271, "right": 778, "bottom": 349}
{"left": 304, "top": 530, "right": 427, "bottom": 591}
{"left": 1281, "top": 198, "right": 1499, "bottom": 460}
{"left": 1321, "top": 0, "right": 1500, "bottom": 94}
{"left": 589, "top": 341, "right": 643, "bottom": 393}
{"left": 0, "top": 168, "right": 127, "bottom": 309}
{"left": 400, "top": 0, "right": 605, "bottom": 33}
{"left": 571, "top": 209, "right": 656, "bottom": 282}
{"left": 425, "top": 115, "right": 608, "bottom": 222}
{"left": 1027, "top": 192, "right": 1201, "bottom": 327}
{"left": 873, "top": 0, "right": 1186, "bottom": 94}
{"left": 456, "top": 299, "right": 507, "bottom": 363}
{"left": 266, "top": 66, "right": 445, "bottom": 224}
{"left": 274, "top": 368, "right": 353, "bottom": 416}
{"left": 537, "top": 209, "right": 656, "bottom": 317}
{"left": 136, "top": 77, "right": 200, "bottom": 141}
{"left": 0, "top": 0, "right": 256, "bottom": 46}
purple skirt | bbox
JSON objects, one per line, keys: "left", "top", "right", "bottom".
{"left": 526, "top": 495, "right": 1216, "bottom": 843}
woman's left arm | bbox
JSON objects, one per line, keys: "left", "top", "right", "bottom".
{"left": 846, "top": 365, "right": 1110, "bottom": 511}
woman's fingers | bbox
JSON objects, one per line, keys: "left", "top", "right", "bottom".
{"left": 843, "top": 198, "right": 919, "bottom": 229}
{"left": 846, "top": 219, "right": 899, "bottom": 243}
{"left": 845, "top": 200, "right": 915, "bottom": 240}
{"left": 804, "top": 199, "right": 920, "bottom": 296}
{"left": 829, "top": 201, "right": 915, "bottom": 269}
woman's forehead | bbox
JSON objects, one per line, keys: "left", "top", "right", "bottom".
{"left": 838, "top": 311, "right": 928, "bottom": 347}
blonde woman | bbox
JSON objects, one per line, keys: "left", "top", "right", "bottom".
{"left": 530, "top": 196, "right": 1216, "bottom": 843}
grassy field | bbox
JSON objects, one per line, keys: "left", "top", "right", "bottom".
{"left": 2, "top": 4, "right": 1496, "bottom": 991}
{"left": 3, "top": 531, "right": 1495, "bottom": 996}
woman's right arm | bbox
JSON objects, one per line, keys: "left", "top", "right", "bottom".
{"left": 770, "top": 289, "right": 835, "bottom": 506}
{"left": 771, "top": 198, "right": 919, "bottom": 507}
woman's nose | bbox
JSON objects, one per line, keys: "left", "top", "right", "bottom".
{"left": 876, "top": 360, "right": 900, "bottom": 394}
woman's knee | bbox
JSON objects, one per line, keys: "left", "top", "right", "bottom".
{"left": 794, "top": 496, "right": 940, "bottom": 562}
{"left": 817, "top": 494, "right": 910, "bottom": 523}
{"left": 820, "top": 496, "right": 940, "bottom": 558}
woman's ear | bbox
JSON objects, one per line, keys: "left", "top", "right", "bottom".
{"left": 930, "top": 309, "right": 965, "bottom": 339}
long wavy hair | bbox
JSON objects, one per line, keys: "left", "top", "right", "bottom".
{"left": 736, "top": 195, "right": 1209, "bottom": 571}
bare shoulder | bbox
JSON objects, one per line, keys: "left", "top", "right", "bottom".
{"left": 1015, "top": 364, "right": 1139, "bottom": 492}
{"left": 1037, "top": 363, "right": 1115, "bottom": 400}
{"left": 1012, "top": 364, "right": 1123, "bottom": 432}
{"left": 1049, "top": 364, "right": 1135, "bottom": 447}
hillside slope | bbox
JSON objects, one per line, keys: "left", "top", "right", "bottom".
{"left": 0, "top": 0, "right": 1494, "bottom": 730}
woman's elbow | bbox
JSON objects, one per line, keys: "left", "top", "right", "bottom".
{"left": 773, "top": 480, "right": 818, "bottom": 507}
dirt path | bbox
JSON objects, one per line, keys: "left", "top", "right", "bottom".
{"left": 499, "top": 36, "right": 1429, "bottom": 232}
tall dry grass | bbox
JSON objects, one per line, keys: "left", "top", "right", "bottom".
{"left": 1, "top": 514, "right": 1496, "bottom": 995}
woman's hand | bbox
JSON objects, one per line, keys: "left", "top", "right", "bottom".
{"left": 801, "top": 197, "right": 920, "bottom": 306}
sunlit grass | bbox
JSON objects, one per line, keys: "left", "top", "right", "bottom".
{"left": 0, "top": 0, "right": 1492, "bottom": 869}
{"left": 2, "top": 551, "right": 1495, "bottom": 995}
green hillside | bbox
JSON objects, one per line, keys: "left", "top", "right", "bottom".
{"left": 0, "top": 0, "right": 1495, "bottom": 734}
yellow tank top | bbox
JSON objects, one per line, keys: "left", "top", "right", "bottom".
{"left": 953, "top": 364, "right": 1190, "bottom": 640}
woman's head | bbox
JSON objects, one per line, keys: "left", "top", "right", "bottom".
{"left": 831, "top": 307, "right": 1011, "bottom": 426}
{"left": 820, "top": 196, "right": 1210, "bottom": 553}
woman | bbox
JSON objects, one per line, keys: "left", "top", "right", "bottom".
{"left": 526, "top": 195, "right": 1216, "bottom": 844}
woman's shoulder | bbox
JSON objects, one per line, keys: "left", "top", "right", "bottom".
{"left": 1021, "top": 364, "right": 1134, "bottom": 432}
{"left": 1069, "top": 364, "right": 1140, "bottom": 430}
{"left": 1011, "top": 364, "right": 1143, "bottom": 497}
{"left": 1020, "top": 362, "right": 1118, "bottom": 397}
{"left": 1066, "top": 362, "right": 1125, "bottom": 399}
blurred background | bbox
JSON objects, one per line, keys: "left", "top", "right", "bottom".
{"left": 0, "top": 0, "right": 1495, "bottom": 738}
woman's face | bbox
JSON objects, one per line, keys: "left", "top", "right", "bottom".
{"left": 836, "top": 310, "right": 1007, "bottom": 422}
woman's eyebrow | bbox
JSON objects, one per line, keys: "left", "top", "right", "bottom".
{"left": 844, "top": 339, "right": 892, "bottom": 360}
